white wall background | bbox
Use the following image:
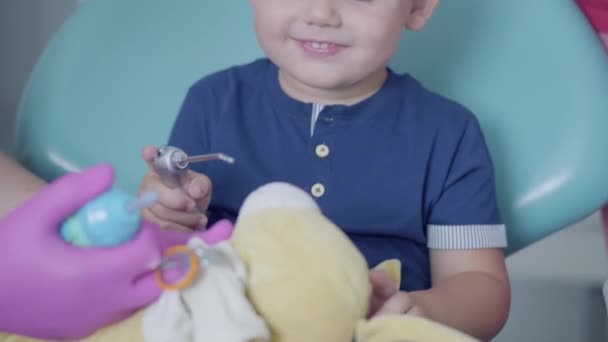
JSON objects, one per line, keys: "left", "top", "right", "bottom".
{"left": 1, "top": 1, "right": 607, "bottom": 340}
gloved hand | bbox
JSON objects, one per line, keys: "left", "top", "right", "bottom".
{"left": 0, "top": 164, "right": 233, "bottom": 340}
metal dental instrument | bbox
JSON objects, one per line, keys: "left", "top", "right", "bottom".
{"left": 182, "top": 153, "right": 235, "bottom": 165}
{"left": 152, "top": 145, "right": 235, "bottom": 188}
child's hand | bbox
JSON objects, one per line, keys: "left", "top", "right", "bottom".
{"left": 369, "top": 269, "right": 425, "bottom": 318}
{"left": 140, "top": 145, "right": 212, "bottom": 230}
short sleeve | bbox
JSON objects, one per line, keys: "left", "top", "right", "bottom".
{"left": 167, "top": 86, "right": 210, "bottom": 157}
{"left": 427, "top": 117, "right": 507, "bottom": 250}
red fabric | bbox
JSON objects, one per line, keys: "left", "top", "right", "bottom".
{"left": 577, "top": 0, "right": 608, "bottom": 33}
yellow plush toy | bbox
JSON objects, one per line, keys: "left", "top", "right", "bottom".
{"left": 0, "top": 182, "right": 477, "bottom": 342}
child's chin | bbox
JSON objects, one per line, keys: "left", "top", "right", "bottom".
{"left": 296, "top": 71, "right": 353, "bottom": 91}
{"left": 307, "top": 77, "right": 349, "bottom": 91}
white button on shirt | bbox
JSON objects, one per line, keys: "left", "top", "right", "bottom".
{"left": 311, "top": 183, "right": 326, "bottom": 198}
{"left": 315, "top": 144, "right": 330, "bottom": 158}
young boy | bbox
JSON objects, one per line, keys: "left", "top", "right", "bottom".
{"left": 139, "top": 0, "right": 510, "bottom": 340}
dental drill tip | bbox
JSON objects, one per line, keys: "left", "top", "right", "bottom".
{"left": 218, "top": 154, "right": 235, "bottom": 164}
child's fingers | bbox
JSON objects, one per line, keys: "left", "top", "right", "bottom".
{"left": 146, "top": 203, "right": 205, "bottom": 228}
{"left": 142, "top": 175, "right": 194, "bottom": 211}
{"left": 141, "top": 208, "right": 201, "bottom": 231}
{"left": 373, "top": 292, "right": 414, "bottom": 317}
{"left": 370, "top": 270, "right": 397, "bottom": 298}
{"left": 184, "top": 171, "right": 212, "bottom": 201}
{"left": 160, "top": 222, "right": 200, "bottom": 232}
{"left": 141, "top": 145, "right": 159, "bottom": 166}
{"left": 184, "top": 171, "right": 212, "bottom": 215}
{"left": 368, "top": 270, "right": 398, "bottom": 317}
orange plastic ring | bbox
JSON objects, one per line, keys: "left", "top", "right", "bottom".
{"left": 154, "top": 244, "right": 199, "bottom": 291}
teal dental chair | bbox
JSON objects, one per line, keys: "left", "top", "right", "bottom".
{"left": 14, "top": 0, "right": 608, "bottom": 256}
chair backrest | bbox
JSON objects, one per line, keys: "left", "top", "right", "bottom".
{"left": 15, "top": 0, "right": 608, "bottom": 255}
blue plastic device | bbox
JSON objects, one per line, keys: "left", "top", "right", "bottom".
{"left": 60, "top": 188, "right": 153, "bottom": 247}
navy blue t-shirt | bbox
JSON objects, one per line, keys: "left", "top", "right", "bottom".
{"left": 168, "top": 58, "right": 506, "bottom": 291}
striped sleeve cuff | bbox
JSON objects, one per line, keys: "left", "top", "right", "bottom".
{"left": 427, "top": 224, "right": 507, "bottom": 250}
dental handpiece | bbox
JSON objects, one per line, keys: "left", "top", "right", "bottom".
{"left": 151, "top": 145, "right": 235, "bottom": 188}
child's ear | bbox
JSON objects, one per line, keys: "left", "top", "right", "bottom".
{"left": 405, "top": 0, "right": 439, "bottom": 31}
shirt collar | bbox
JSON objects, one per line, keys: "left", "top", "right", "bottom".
{"left": 264, "top": 59, "right": 405, "bottom": 124}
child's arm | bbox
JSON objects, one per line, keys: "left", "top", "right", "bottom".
{"left": 414, "top": 114, "right": 509, "bottom": 340}
{"left": 371, "top": 249, "right": 508, "bottom": 341}
{"left": 409, "top": 248, "right": 509, "bottom": 341}
{"left": 371, "top": 114, "right": 510, "bottom": 341}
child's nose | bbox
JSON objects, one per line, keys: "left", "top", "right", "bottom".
{"left": 304, "top": 0, "right": 342, "bottom": 28}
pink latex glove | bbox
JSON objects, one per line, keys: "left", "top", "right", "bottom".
{"left": 0, "top": 164, "right": 233, "bottom": 340}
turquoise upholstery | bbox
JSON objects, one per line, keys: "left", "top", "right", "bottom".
{"left": 15, "top": 0, "right": 608, "bottom": 255}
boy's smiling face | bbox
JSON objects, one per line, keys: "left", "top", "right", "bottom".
{"left": 250, "top": 0, "right": 438, "bottom": 104}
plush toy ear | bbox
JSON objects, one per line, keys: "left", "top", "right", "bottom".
{"left": 355, "top": 315, "right": 479, "bottom": 342}
{"left": 232, "top": 182, "right": 372, "bottom": 342}
{"left": 237, "top": 182, "right": 321, "bottom": 219}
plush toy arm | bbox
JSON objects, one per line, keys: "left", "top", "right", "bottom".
{"left": 0, "top": 311, "right": 145, "bottom": 342}
{"left": 355, "top": 315, "right": 479, "bottom": 342}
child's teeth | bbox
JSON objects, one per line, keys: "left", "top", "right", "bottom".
{"left": 311, "top": 42, "right": 329, "bottom": 50}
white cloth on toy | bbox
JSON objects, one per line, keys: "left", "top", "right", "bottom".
{"left": 141, "top": 238, "right": 270, "bottom": 342}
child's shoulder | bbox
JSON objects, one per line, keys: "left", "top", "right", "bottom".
{"left": 395, "top": 71, "right": 482, "bottom": 133}
{"left": 188, "top": 58, "right": 273, "bottom": 93}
